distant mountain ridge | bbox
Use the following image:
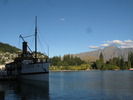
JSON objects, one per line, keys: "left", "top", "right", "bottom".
{"left": 73, "top": 46, "right": 133, "bottom": 61}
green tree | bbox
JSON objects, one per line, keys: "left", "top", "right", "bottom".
{"left": 99, "top": 52, "right": 104, "bottom": 63}
{"left": 112, "top": 57, "right": 118, "bottom": 66}
{"left": 74, "top": 56, "right": 84, "bottom": 65}
{"left": 57, "top": 61, "right": 63, "bottom": 66}
{"left": 96, "top": 60, "right": 102, "bottom": 70}
{"left": 102, "top": 64, "right": 108, "bottom": 70}
{"left": 63, "top": 55, "right": 71, "bottom": 65}
{"left": 50, "top": 55, "right": 86, "bottom": 70}
{"left": 120, "top": 57, "right": 126, "bottom": 70}
{"left": 91, "top": 62, "right": 97, "bottom": 69}
{"left": 63, "top": 55, "right": 84, "bottom": 66}
{"left": 50, "top": 56, "right": 61, "bottom": 66}
{"left": 128, "top": 60, "right": 131, "bottom": 69}
{"left": 128, "top": 52, "right": 133, "bottom": 68}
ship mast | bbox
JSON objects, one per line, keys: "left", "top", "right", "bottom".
{"left": 35, "top": 16, "right": 37, "bottom": 59}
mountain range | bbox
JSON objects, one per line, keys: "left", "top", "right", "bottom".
{"left": 72, "top": 46, "right": 133, "bottom": 61}
{"left": 0, "top": 42, "right": 133, "bottom": 62}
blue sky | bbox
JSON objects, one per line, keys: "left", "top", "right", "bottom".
{"left": 0, "top": 0, "right": 133, "bottom": 57}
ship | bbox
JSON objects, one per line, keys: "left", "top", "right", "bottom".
{"left": 5, "top": 17, "right": 50, "bottom": 81}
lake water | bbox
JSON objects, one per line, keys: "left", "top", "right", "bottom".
{"left": 0, "top": 71, "right": 133, "bottom": 100}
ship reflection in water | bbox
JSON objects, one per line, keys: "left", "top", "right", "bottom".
{"left": 0, "top": 80, "right": 49, "bottom": 100}
{"left": 1, "top": 71, "right": 133, "bottom": 100}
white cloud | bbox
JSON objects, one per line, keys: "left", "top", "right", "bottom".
{"left": 101, "top": 44, "right": 110, "bottom": 47}
{"left": 123, "top": 40, "right": 133, "bottom": 43}
{"left": 121, "top": 42, "right": 133, "bottom": 48}
{"left": 89, "top": 46, "right": 100, "bottom": 49}
{"left": 89, "top": 39, "right": 133, "bottom": 49}
{"left": 107, "top": 40, "right": 124, "bottom": 45}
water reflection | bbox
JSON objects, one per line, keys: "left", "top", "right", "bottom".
{"left": 49, "top": 71, "right": 133, "bottom": 100}
{"left": 0, "top": 80, "right": 49, "bottom": 100}
{"left": 0, "top": 71, "right": 133, "bottom": 100}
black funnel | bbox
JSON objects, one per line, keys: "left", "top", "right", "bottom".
{"left": 23, "top": 42, "right": 27, "bottom": 54}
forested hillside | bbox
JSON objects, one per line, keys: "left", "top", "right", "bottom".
{"left": 0, "top": 42, "right": 46, "bottom": 65}
{"left": 0, "top": 42, "right": 20, "bottom": 53}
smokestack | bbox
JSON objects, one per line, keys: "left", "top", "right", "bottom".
{"left": 23, "top": 42, "right": 27, "bottom": 54}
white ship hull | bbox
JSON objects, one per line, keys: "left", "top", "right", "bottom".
{"left": 20, "top": 62, "right": 49, "bottom": 81}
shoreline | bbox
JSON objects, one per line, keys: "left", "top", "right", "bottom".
{"left": 49, "top": 69, "right": 99, "bottom": 72}
{"left": 49, "top": 69, "right": 131, "bottom": 72}
{"left": 50, "top": 70, "right": 90, "bottom": 72}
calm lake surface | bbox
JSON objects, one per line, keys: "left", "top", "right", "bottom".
{"left": 0, "top": 71, "right": 133, "bottom": 100}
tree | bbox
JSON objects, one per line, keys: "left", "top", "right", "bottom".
{"left": 50, "top": 55, "right": 86, "bottom": 70}
{"left": 99, "top": 52, "right": 104, "bottom": 63}
{"left": 57, "top": 61, "right": 63, "bottom": 66}
{"left": 63, "top": 55, "right": 71, "bottom": 65}
{"left": 91, "top": 62, "right": 97, "bottom": 69}
{"left": 112, "top": 57, "right": 118, "bottom": 66}
{"left": 96, "top": 60, "right": 102, "bottom": 70}
{"left": 102, "top": 64, "right": 108, "bottom": 70}
{"left": 128, "top": 52, "right": 133, "bottom": 68}
{"left": 50, "top": 56, "right": 61, "bottom": 66}
{"left": 74, "top": 56, "right": 83, "bottom": 65}
{"left": 63, "top": 55, "right": 83, "bottom": 66}
{"left": 120, "top": 57, "right": 126, "bottom": 70}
